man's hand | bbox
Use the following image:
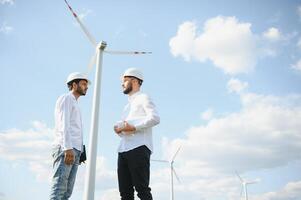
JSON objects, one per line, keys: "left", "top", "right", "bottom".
{"left": 113, "top": 121, "right": 136, "bottom": 135}
{"left": 122, "top": 121, "right": 136, "bottom": 133}
{"left": 64, "top": 149, "right": 75, "bottom": 165}
{"left": 114, "top": 125, "right": 123, "bottom": 134}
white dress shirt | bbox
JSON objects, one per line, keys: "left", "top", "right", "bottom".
{"left": 118, "top": 91, "right": 160, "bottom": 153}
{"left": 53, "top": 92, "right": 83, "bottom": 151}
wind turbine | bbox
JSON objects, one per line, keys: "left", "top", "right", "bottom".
{"left": 235, "top": 172, "right": 260, "bottom": 200}
{"left": 152, "top": 146, "right": 182, "bottom": 200}
{"left": 63, "top": 1, "right": 151, "bottom": 200}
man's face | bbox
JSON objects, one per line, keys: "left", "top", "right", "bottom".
{"left": 75, "top": 80, "right": 88, "bottom": 96}
{"left": 122, "top": 77, "right": 134, "bottom": 94}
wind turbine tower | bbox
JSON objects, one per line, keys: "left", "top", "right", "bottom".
{"left": 64, "top": 1, "right": 151, "bottom": 199}
{"left": 236, "top": 172, "right": 260, "bottom": 200}
{"left": 152, "top": 146, "right": 182, "bottom": 200}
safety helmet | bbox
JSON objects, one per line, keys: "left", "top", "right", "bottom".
{"left": 123, "top": 68, "right": 143, "bottom": 81}
{"left": 66, "top": 72, "right": 91, "bottom": 84}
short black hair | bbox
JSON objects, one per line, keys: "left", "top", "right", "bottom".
{"left": 67, "top": 79, "right": 86, "bottom": 91}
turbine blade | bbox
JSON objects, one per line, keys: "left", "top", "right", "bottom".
{"left": 235, "top": 171, "right": 244, "bottom": 183}
{"left": 151, "top": 159, "right": 169, "bottom": 163}
{"left": 246, "top": 180, "right": 259, "bottom": 184}
{"left": 104, "top": 50, "right": 152, "bottom": 55}
{"left": 171, "top": 146, "right": 181, "bottom": 162}
{"left": 172, "top": 168, "right": 181, "bottom": 183}
{"left": 64, "top": 0, "right": 97, "bottom": 47}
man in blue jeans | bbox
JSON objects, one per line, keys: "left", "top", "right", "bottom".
{"left": 114, "top": 68, "right": 160, "bottom": 200}
{"left": 50, "top": 72, "right": 90, "bottom": 200}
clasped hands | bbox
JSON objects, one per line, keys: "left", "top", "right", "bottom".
{"left": 114, "top": 121, "right": 136, "bottom": 134}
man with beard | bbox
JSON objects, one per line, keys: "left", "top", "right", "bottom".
{"left": 114, "top": 68, "right": 160, "bottom": 200}
{"left": 50, "top": 72, "right": 90, "bottom": 200}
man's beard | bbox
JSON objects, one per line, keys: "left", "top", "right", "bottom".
{"left": 123, "top": 84, "right": 133, "bottom": 94}
{"left": 77, "top": 87, "right": 87, "bottom": 96}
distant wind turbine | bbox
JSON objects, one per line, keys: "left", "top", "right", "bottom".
{"left": 152, "top": 146, "right": 182, "bottom": 200}
{"left": 63, "top": 1, "right": 151, "bottom": 200}
{"left": 235, "top": 171, "right": 260, "bottom": 200}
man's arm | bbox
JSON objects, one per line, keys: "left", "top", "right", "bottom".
{"left": 133, "top": 95, "right": 160, "bottom": 131}
{"left": 59, "top": 96, "right": 75, "bottom": 165}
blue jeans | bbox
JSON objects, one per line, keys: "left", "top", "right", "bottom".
{"left": 49, "top": 145, "right": 81, "bottom": 200}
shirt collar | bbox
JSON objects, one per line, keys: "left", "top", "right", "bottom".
{"left": 128, "top": 91, "right": 141, "bottom": 102}
{"left": 69, "top": 91, "right": 77, "bottom": 101}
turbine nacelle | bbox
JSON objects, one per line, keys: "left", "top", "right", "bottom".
{"left": 97, "top": 41, "right": 107, "bottom": 50}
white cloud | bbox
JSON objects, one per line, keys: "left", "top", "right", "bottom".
{"left": 260, "top": 29, "right": 296, "bottom": 57}
{"left": 0, "top": 121, "right": 116, "bottom": 186}
{"left": 159, "top": 91, "right": 301, "bottom": 199}
{"left": 0, "top": 0, "right": 14, "bottom": 5}
{"left": 0, "top": 121, "right": 53, "bottom": 181}
{"left": 169, "top": 21, "right": 197, "bottom": 61}
{"left": 169, "top": 17, "right": 297, "bottom": 75}
{"left": 0, "top": 22, "right": 13, "bottom": 34}
{"left": 254, "top": 181, "right": 301, "bottom": 200}
{"left": 292, "top": 59, "right": 301, "bottom": 72}
{"left": 169, "top": 16, "right": 258, "bottom": 75}
{"left": 227, "top": 78, "right": 248, "bottom": 94}
{"left": 263, "top": 27, "right": 282, "bottom": 42}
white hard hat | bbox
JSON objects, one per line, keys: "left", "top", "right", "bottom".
{"left": 123, "top": 68, "right": 143, "bottom": 81}
{"left": 66, "top": 72, "right": 91, "bottom": 84}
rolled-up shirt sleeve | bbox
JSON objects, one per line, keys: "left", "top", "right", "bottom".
{"left": 134, "top": 95, "right": 160, "bottom": 131}
{"left": 59, "top": 96, "right": 73, "bottom": 150}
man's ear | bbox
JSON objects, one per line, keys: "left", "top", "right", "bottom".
{"left": 72, "top": 82, "right": 78, "bottom": 90}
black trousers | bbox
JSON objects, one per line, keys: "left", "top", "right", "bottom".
{"left": 118, "top": 145, "right": 152, "bottom": 200}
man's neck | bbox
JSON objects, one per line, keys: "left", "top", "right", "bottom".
{"left": 72, "top": 91, "right": 80, "bottom": 100}
{"left": 128, "top": 88, "right": 140, "bottom": 96}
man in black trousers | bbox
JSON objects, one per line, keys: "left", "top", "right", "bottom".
{"left": 114, "top": 68, "right": 160, "bottom": 200}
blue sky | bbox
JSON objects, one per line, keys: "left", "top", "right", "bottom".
{"left": 1, "top": 0, "right": 301, "bottom": 199}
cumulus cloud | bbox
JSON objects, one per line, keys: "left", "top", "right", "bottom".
{"left": 254, "top": 181, "right": 301, "bottom": 200}
{"left": 0, "top": 0, "right": 14, "bottom": 5}
{"left": 0, "top": 121, "right": 116, "bottom": 186}
{"left": 292, "top": 59, "right": 301, "bottom": 72}
{"left": 169, "top": 17, "right": 297, "bottom": 75}
{"left": 169, "top": 16, "right": 258, "bottom": 75}
{"left": 159, "top": 91, "right": 301, "bottom": 199}
{"left": 0, "top": 22, "right": 13, "bottom": 34}
{"left": 262, "top": 27, "right": 282, "bottom": 42}
{"left": 0, "top": 121, "right": 53, "bottom": 181}
{"left": 227, "top": 78, "right": 248, "bottom": 94}
{"left": 169, "top": 21, "right": 197, "bottom": 61}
